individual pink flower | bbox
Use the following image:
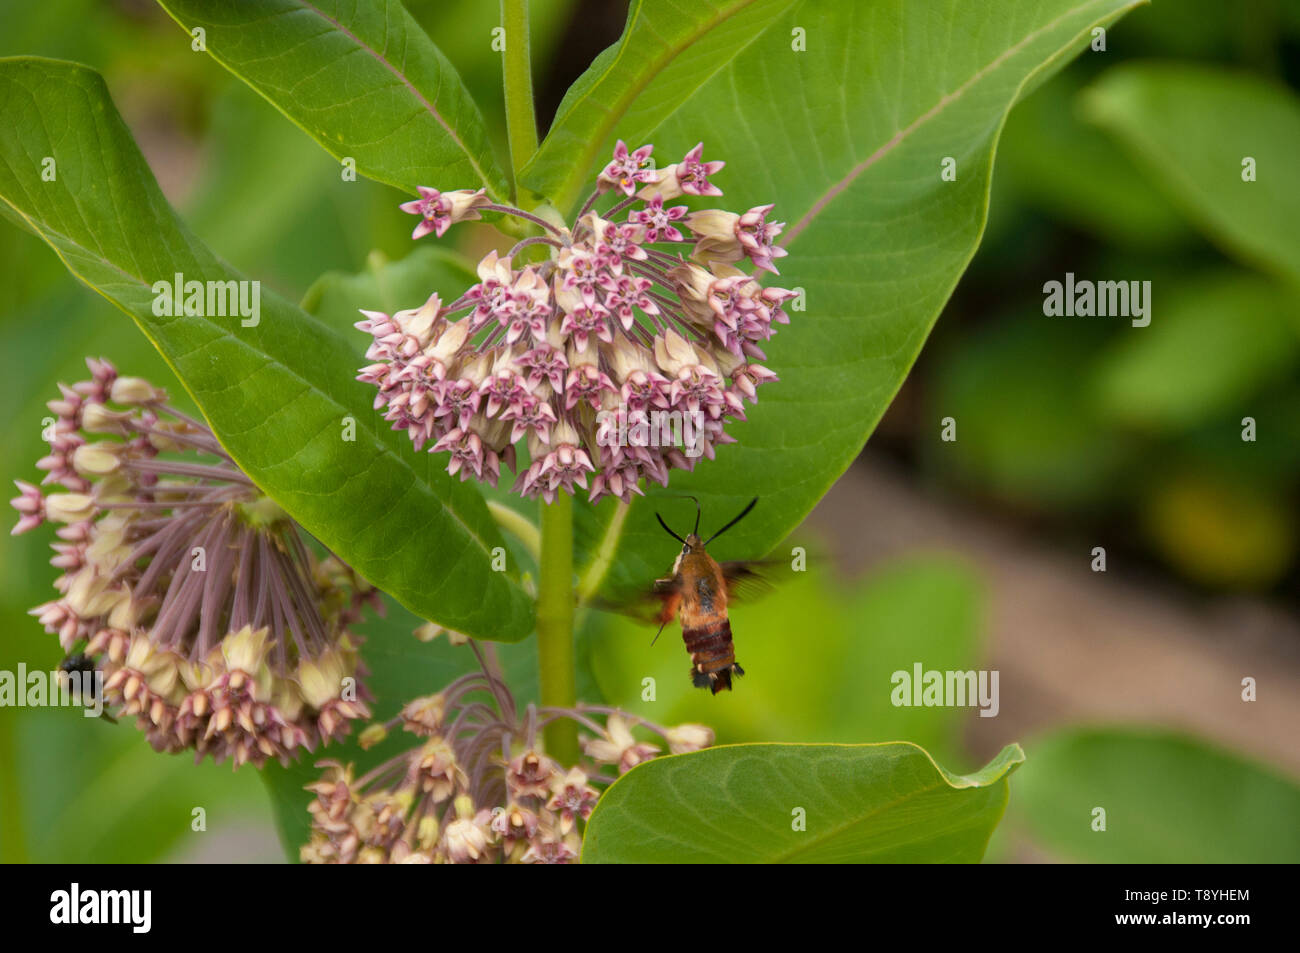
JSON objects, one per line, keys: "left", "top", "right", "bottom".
{"left": 639, "top": 142, "right": 725, "bottom": 200}
{"left": 546, "top": 767, "right": 600, "bottom": 834}
{"left": 598, "top": 140, "right": 657, "bottom": 196}
{"left": 583, "top": 714, "right": 660, "bottom": 774}
{"left": 400, "top": 187, "right": 489, "bottom": 239}
{"left": 630, "top": 196, "right": 687, "bottom": 242}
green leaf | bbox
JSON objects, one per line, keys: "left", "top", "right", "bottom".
{"left": 582, "top": 742, "right": 1024, "bottom": 863}
{"left": 1010, "top": 727, "right": 1300, "bottom": 863}
{"left": 1082, "top": 62, "right": 1300, "bottom": 288}
{"left": 553, "top": 0, "right": 1146, "bottom": 596}
{"left": 521, "top": 0, "right": 798, "bottom": 211}
{"left": 155, "top": 0, "right": 509, "bottom": 200}
{"left": 302, "top": 245, "right": 477, "bottom": 325}
{"left": 928, "top": 316, "right": 1131, "bottom": 509}
{"left": 995, "top": 71, "right": 1188, "bottom": 249}
{"left": 0, "top": 57, "right": 532, "bottom": 641}
{"left": 182, "top": 81, "right": 414, "bottom": 291}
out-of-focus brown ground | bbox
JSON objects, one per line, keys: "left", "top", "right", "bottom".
{"left": 807, "top": 452, "right": 1300, "bottom": 777}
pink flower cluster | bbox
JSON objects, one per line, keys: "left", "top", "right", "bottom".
{"left": 11, "top": 359, "right": 374, "bottom": 767}
{"left": 358, "top": 142, "right": 792, "bottom": 504}
{"left": 301, "top": 642, "right": 713, "bottom": 864}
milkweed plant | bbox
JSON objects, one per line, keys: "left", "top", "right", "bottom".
{"left": 0, "top": 0, "right": 1142, "bottom": 863}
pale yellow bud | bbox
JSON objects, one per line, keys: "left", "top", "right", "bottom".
{"left": 45, "top": 493, "right": 96, "bottom": 523}
{"left": 109, "top": 376, "right": 164, "bottom": 405}
{"left": 636, "top": 163, "right": 683, "bottom": 202}
{"left": 666, "top": 723, "right": 715, "bottom": 754}
{"left": 393, "top": 292, "right": 442, "bottom": 348}
{"left": 72, "top": 442, "right": 122, "bottom": 475}
{"left": 654, "top": 329, "right": 698, "bottom": 375}
{"left": 220, "top": 624, "right": 270, "bottom": 676}
{"left": 683, "top": 208, "right": 739, "bottom": 242}
{"left": 427, "top": 320, "right": 472, "bottom": 368}
{"left": 80, "top": 404, "right": 131, "bottom": 434}
{"left": 297, "top": 649, "right": 345, "bottom": 709}
{"left": 358, "top": 723, "right": 388, "bottom": 749}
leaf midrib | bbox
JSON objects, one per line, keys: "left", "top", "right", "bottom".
{"left": 586, "top": 746, "right": 1016, "bottom": 863}
{"left": 785, "top": 0, "right": 1128, "bottom": 245}
{"left": 159, "top": 0, "right": 504, "bottom": 199}
{"left": 534, "top": 0, "right": 774, "bottom": 209}
{"left": 765, "top": 772, "right": 998, "bottom": 863}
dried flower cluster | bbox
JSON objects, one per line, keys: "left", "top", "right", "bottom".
{"left": 301, "top": 643, "right": 712, "bottom": 863}
{"left": 11, "top": 359, "right": 374, "bottom": 767}
{"left": 357, "top": 141, "right": 793, "bottom": 503}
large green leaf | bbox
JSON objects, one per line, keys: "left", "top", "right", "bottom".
{"left": 1010, "top": 727, "right": 1300, "bottom": 863}
{"left": 0, "top": 57, "right": 532, "bottom": 641}
{"left": 156, "top": 0, "right": 509, "bottom": 200}
{"left": 582, "top": 742, "right": 1024, "bottom": 863}
{"left": 1082, "top": 62, "right": 1300, "bottom": 288}
{"left": 543, "top": 0, "right": 1146, "bottom": 596}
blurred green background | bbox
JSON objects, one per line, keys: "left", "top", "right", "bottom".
{"left": 1, "top": 0, "right": 1297, "bottom": 863}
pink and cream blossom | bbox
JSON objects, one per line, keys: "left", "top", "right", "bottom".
{"left": 361, "top": 141, "right": 792, "bottom": 504}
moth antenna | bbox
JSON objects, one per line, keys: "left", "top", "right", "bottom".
{"left": 651, "top": 618, "right": 670, "bottom": 646}
{"left": 705, "top": 497, "right": 758, "bottom": 545}
{"left": 655, "top": 512, "right": 686, "bottom": 545}
{"left": 656, "top": 493, "right": 701, "bottom": 536}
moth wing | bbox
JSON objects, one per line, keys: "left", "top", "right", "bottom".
{"left": 718, "top": 560, "right": 785, "bottom": 605}
{"left": 589, "top": 574, "right": 683, "bottom": 625}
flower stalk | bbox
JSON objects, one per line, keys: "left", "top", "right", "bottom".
{"left": 536, "top": 494, "right": 578, "bottom": 763}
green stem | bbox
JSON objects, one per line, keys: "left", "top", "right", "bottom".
{"left": 501, "top": 0, "right": 538, "bottom": 191}
{"left": 536, "top": 494, "right": 578, "bottom": 762}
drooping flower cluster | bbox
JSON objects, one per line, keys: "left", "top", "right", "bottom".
{"left": 11, "top": 359, "right": 375, "bottom": 767}
{"left": 301, "top": 641, "right": 712, "bottom": 864}
{"left": 358, "top": 142, "right": 792, "bottom": 504}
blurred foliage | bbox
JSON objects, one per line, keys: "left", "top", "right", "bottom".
{"left": 1005, "top": 727, "right": 1300, "bottom": 863}
{"left": 925, "top": 0, "right": 1300, "bottom": 594}
{"left": 1083, "top": 61, "right": 1300, "bottom": 287}
{"left": 1089, "top": 273, "right": 1298, "bottom": 434}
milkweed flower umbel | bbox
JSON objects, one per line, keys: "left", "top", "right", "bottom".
{"left": 11, "top": 359, "right": 374, "bottom": 767}
{"left": 300, "top": 643, "right": 713, "bottom": 864}
{"left": 359, "top": 141, "right": 793, "bottom": 504}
